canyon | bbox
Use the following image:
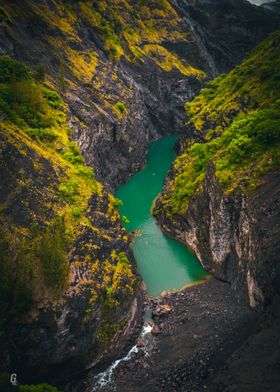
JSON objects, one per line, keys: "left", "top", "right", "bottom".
{"left": 0, "top": 1, "right": 279, "bottom": 391}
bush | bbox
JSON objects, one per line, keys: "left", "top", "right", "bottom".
{"left": 28, "top": 128, "right": 57, "bottom": 142}
{"left": 62, "top": 142, "right": 85, "bottom": 165}
{"left": 0, "top": 56, "right": 60, "bottom": 130}
{"left": 41, "top": 87, "right": 61, "bottom": 109}
{"left": 71, "top": 206, "right": 83, "bottom": 218}
{"left": 58, "top": 178, "right": 80, "bottom": 202}
{"left": 0, "top": 78, "right": 53, "bottom": 128}
{"left": 76, "top": 166, "right": 95, "bottom": 180}
{"left": 122, "top": 215, "right": 129, "bottom": 224}
{"left": 115, "top": 101, "right": 127, "bottom": 113}
{"left": 0, "top": 56, "right": 29, "bottom": 83}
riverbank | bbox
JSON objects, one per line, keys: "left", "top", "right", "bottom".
{"left": 81, "top": 278, "right": 257, "bottom": 391}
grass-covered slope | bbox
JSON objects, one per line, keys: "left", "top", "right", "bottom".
{"left": 0, "top": 0, "right": 205, "bottom": 91}
{"left": 156, "top": 30, "right": 280, "bottom": 217}
{"left": 0, "top": 56, "right": 138, "bottom": 374}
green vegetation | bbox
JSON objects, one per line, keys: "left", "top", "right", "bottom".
{"left": 0, "top": 380, "right": 60, "bottom": 392}
{"left": 114, "top": 101, "right": 128, "bottom": 118}
{"left": 8, "top": 0, "right": 203, "bottom": 78}
{"left": 90, "top": 251, "right": 137, "bottom": 311}
{"left": 0, "top": 55, "right": 136, "bottom": 357}
{"left": 156, "top": 30, "right": 280, "bottom": 216}
{"left": 78, "top": 0, "right": 189, "bottom": 63}
{"left": 87, "top": 250, "right": 137, "bottom": 346}
{"left": 0, "top": 1, "right": 205, "bottom": 123}
{"left": 0, "top": 56, "right": 108, "bottom": 331}
{"left": 61, "top": 142, "right": 85, "bottom": 165}
{"left": 115, "top": 101, "right": 127, "bottom": 113}
{"left": 0, "top": 56, "right": 64, "bottom": 136}
{"left": 20, "top": 383, "right": 59, "bottom": 392}
{"left": 0, "top": 55, "right": 99, "bottom": 226}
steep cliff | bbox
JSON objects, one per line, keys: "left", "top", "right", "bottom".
{"left": 262, "top": 0, "right": 280, "bottom": 14}
{"left": 0, "top": 0, "right": 278, "bottom": 188}
{"left": 0, "top": 56, "right": 140, "bottom": 385}
{"left": 155, "top": 30, "right": 280, "bottom": 307}
{"left": 0, "top": 0, "right": 279, "bottom": 388}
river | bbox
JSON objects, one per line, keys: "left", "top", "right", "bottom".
{"left": 116, "top": 135, "right": 206, "bottom": 296}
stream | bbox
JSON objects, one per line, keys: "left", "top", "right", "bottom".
{"left": 116, "top": 135, "right": 206, "bottom": 295}
{"left": 92, "top": 136, "right": 206, "bottom": 390}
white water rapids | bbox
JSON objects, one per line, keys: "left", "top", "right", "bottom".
{"left": 92, "top": 322, "right": 153, "bottom": 391}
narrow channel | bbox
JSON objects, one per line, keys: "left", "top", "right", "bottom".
{"left": 116, "top": 135, "right": 207, "bottom": 296}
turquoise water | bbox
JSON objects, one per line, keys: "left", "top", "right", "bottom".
{"left": 116, "top": 136, "right": 207, "bottom": 296}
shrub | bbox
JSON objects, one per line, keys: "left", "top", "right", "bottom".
{"left": 0, "top": 75, "right": 53, "bottom": 129}
{"left": 28, "top": 128, "right": 57, "bottom": 142}
{"left": 41, "top": 87, "right": 61, "bottom": 109}
{"left": 58, "top": 178, "right": 80, "bottom": 202}
{"left": 158, "top": 31, "right": 280, "bottom": 216}
{"left": 71, "top": 206, "right": 83, "bottom": 219}
{"left": 122, "top": 215, "right": 129, "bottom": 224}
{"left": 62, "top": 142, "right": 85, "bottom": 164}
{"left": 0, "top": 56, "right": 29, "bottom": 83}
{"left": 115, "top": 101, "right": 127, "bottom": 113}
{"left": 76, "top": 166, "right": 95, "bottom": 180}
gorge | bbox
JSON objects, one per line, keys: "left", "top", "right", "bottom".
{"left": 0, "top": 1, "right": 279, "bottom": 391}
{"left": 116, "top": 135, "right": 207, "bottom": 296}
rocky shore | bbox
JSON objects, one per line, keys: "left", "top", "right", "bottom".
{"left": 78, "top": 277, "right": 280, "bottom": 392}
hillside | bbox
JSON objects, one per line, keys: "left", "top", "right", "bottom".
{"left": 155, "top": 29, "right": 280, "bottom": 305}
{"left": 0, "top": 0, "right": 277, "bottom": 187}
{"left": 0, "top": 0, "right": 279, "bottom": 390}
{"left": 0, "top": 55, "right": 139, "bottom": 385}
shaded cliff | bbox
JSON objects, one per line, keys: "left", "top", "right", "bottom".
{"left": 155, "top": 30, "right": 280, "bottom": 307}
{"left": 0, "top": 56, "right": 140, "bottom": 385}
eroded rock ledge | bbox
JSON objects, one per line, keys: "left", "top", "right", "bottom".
{"left": 155, "top": 164, "right": 280, "bottom": 308}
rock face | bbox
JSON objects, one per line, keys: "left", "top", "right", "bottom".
{"left": 0, "top": 117, "right": 141, "bottom": 384}
{"left": 0, "top": 56, "right": 140, "bottom": 385}
{"left": 0, "top": 0, "right": 279, "bottom": 387}
{"left": 262, "top": 0, "right": 280, "bottom": 15}
{"left": 0, "top": 0, "right": 278, "bottom": 188}
{"left": 154, "top": 28, "right": 280, "bottom": 308}
{"left": 156, "top": 164, "right": 280, "bottom": 307}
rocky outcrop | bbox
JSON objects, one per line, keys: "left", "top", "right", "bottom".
{"left": 154, "top": 27, "right": 280, "bottom": 307}
{"left": 156, "top": 163, "right": 280, "bottom": 307}
{"left": 0, "top": 125, "right": 141, "bottom": 384}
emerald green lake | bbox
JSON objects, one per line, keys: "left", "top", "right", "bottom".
{"left": 116, "top": 136, "right": 206, "bottom": 296}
